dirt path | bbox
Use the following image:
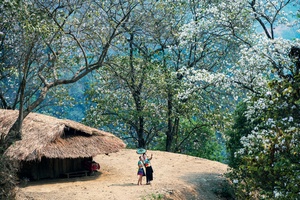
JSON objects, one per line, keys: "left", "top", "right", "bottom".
{"left": 16, "top": 149, "right": 231, "bottom": 200}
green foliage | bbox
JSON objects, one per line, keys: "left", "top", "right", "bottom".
{"left": 171, "top": 119, "right": 226, "bottom": 162}
{"left": 39, "top": 80, "right": 87, "bottom": 121}
{"left": 0, "top": 148, "right": 18, "bottom": 200}
{"left": 142, "top": 193, "right": 164, "bottom": 200}
{"left": 226, "top": 47, "right": 300, "bottom": 199}
{"left": 225, "top": 102, "right": 256, "bottom": 168}
{"left": 227, "top": 126, "right": 300, "bottom": 199}
{"left": 83, "top": 56, "right": 165, "bottom": 147}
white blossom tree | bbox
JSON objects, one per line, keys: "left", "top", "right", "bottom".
{"left": 178, "top": 0, "right": 300, "bottom": 198}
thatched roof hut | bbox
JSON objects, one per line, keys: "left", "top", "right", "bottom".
{"left": 0, "top": 109, "right": 126, "bottom": 180}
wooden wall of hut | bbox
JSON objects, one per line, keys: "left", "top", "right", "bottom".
{"left": 19, "top": 157, "right": 91, "bottom": 180}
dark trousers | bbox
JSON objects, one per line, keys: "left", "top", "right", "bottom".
{"left": 145, "top": 166, "right": 153, "bottom": 183}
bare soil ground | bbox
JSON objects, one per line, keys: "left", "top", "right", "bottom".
{"left": 16, "top": 149, "right": 233, "bottom": 200}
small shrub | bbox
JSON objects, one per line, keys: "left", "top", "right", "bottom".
{"left": 0, "top": 150, "right": 18, "bottom": 200}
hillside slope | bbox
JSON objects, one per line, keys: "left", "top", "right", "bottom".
{"left": 16, "top": 149, "right": 232, "bottom": 200}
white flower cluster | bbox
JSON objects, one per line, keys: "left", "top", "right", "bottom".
{"left": 176, "top": 67, "right": 230, "bottom": 100}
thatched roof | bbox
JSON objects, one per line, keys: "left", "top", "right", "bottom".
{"left": 0, "top": 109, "right": 126, "bottom": 161}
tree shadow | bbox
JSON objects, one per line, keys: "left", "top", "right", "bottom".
{"left": 179, "top": 172, "right": 235, "bottom": 200}
{"left": 110, "top": 183, "right": 137, "bottom": 187}
{"left": 18, "top": 171, "right": 103, "bottom": 188}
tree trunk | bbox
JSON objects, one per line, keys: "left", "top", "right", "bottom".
{"left": 134, "top": 92, "right": 145, "bottom": 148}
{"left": 166, "top": 91, "right": 173, "bottom": 152}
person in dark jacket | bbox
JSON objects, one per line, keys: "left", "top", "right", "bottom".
{"left": 142, "top": 152, "right": 153, "bottom": 185}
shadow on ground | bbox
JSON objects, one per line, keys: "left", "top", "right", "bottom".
{"left": 18, "top": 171, "right": 102, "bottom": 188}
{"left": 179, "top": 172, "right": 235, "bottom": 200}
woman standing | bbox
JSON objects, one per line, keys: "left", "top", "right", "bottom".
{"left": 137, "top": 156, "right": 145, "bottom": 185}
{"left": 143, "top": 152, "right": 153, "bottom": 185}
